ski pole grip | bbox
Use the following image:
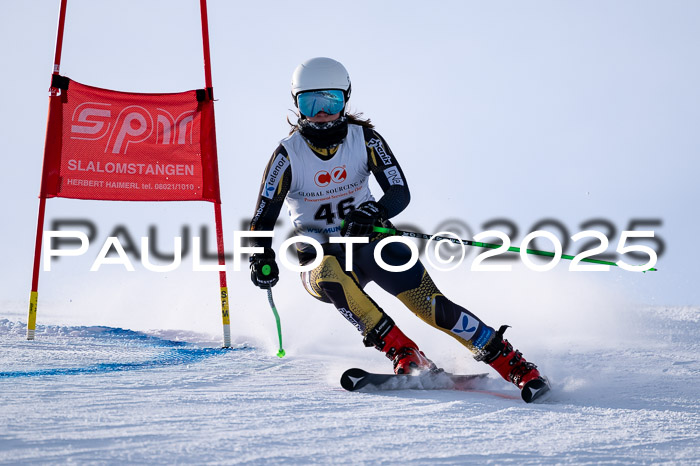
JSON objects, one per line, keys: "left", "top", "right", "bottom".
{"left": 341, "top": 220, "right": 397, "bottom": 235}
{"left": 372, "top": 226, "right": 397, "bottom": 235}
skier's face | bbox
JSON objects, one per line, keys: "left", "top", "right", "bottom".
{"left": 307, "top": 111, "right": 341, "bottom": 123}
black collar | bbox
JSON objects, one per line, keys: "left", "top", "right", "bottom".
{"left": 298, "top": 116, "right": 348, "bottom": 149}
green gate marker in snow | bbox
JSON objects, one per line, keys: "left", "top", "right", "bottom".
{"left": 262, "top": 265, "right": 285, "bottom": 357}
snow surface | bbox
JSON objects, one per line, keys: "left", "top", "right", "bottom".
{"left": 1, "top": 302, "right": 699, "bottom": 464}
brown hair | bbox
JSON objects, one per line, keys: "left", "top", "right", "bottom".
{"left": 287, "top": 111, "right": 374, "bottom": 135}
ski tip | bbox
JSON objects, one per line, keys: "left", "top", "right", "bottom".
{"left": 521, "top": 377, "right": 551, "bottom": 403}
{"left": 340, "top": 368, "right": 369, "bottom": 391}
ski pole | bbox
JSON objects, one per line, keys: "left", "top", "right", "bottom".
{"left": 370, "top": 225, "right": 658, "bottom": 272}
{"left": 262, "top": 264, "right": 285, "bottom": 357}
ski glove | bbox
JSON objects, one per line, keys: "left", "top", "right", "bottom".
{"left": 341, "top": 201, "right": 388, "bottom": 237}
{"left": 250, "top": 247, "right": 279, "bottom": 289}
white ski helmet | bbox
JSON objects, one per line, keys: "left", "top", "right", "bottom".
{"left": 291, "top": 57, "right": 352, "bottom": 102}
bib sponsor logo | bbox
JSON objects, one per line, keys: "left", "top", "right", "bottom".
{"left": 450, "top": 312, "right": 479, "bottom": 341}
{"left": 261, "top": 154, "right": 289, "bottom": 199}
{"left": 383, "top": 167, "right": 404, "bottom": 186}
{"left": 315, "top": 171, "right": 331, "bottom": 187}
{"left": 314, "top": 166, "right": 347, "bottom": 187}
{"left": 251, "top": 199, "right": 267, "bottom": 224}
{"left": 338, "top": 307, "right": 363, "bottom": 332}
{"left": 368, "top": 137, "right": 392, "bottom": 165}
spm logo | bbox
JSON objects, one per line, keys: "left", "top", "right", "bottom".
{"left": 70, "top": 102, "right": 195, "bottom": 155}
{"left": 314, "top": 166, "right": 347, "bottom": 187}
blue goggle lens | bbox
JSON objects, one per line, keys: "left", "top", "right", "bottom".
{"left": 297, "top": 89, "right": 345, "bottom": 117}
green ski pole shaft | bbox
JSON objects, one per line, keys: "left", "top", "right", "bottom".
{"left": 262, "top": 264, "right": 285, "bottom": 357}
{"left": 371, "top": 226, "right": 657, "bottom": 272}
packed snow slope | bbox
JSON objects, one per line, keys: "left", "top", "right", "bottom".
{"left": 1, "top": 297, "right": 698, "bottom": 463}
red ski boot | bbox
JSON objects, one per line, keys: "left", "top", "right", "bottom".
{"left": 363, "top": 316, "right": 438, "bottom": 374}
{"left": 477, "top": 325, "right": 550, "bottom": 402}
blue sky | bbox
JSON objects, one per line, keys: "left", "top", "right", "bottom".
{"left": 1, "top": 1, "right": 698, "bottom": 333}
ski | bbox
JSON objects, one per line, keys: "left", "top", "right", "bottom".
{"left": 341, "top": 368, "right": 488, "bottom": 392}
{"left": 520, "top": 377, "right": 551, "bottom": 403}
{"left": 340, "top": 368, "right": 551, "bottom": 403}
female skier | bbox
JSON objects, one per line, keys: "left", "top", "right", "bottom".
{"left": 248, "top": 57, "right": 549, "bottom": 402}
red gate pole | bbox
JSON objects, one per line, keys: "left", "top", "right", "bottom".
{"left": 28, "top": 0, "right": 69, "bottom": 340}
{"left": 200, "top": 0, "right": 231, "bottom": 347}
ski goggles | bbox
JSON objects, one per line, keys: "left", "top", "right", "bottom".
{"left": 296, "top": 89, "right": 345, "bottom": 117}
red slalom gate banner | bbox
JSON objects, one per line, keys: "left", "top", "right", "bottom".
{"left": 29, "top": 0, "right": 232, "bottom": 348}
{"left": 41, "top": 77, "right": 221, "bottom": 203}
